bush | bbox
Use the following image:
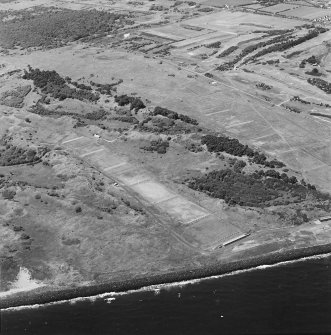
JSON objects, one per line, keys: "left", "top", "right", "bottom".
{"left": 75, "top": 205, "right": 82, "bottom": 213}
{"left": 141, "top": 139, "right": 169, "bottom": 154}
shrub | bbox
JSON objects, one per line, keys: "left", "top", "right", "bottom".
{"left": 75, "top": 205, "right": 82, "bottom": 213}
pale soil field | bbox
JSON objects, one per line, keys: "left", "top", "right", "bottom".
{"left": 259, "top": 3, "right": 300, "bottom": 13}
{"left": 142, "top": 24, "right": 215, "bottom": 42}
{"left": 202, "top": 0, "right": 255, "bottom": 7}
{"left": 283, "top": 6, "right": 331, "bottom": 19}
{"left": 182, "top": 10, "right": 304, "bottom": 32}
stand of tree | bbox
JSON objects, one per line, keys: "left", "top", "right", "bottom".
{"left": 0, "top": 143, "right": 48, "bottom": 166}
{"left": 29, "top": 103, "right": 107, "bottom": 121}
{"left": 23, "top": 67, "right": 99, "bottom": 102}
{"left": 201, "top": 134, "right": 285, "bottom": 168}
{"left": 114, "top": 95, "right": 146, "bottom": 112}
{"left": 152, "top": 106, "right": 199, "bottom": 125}
{"left": 307, "top": 78, "right": 331, "bottom": 94}
{"left": 141, "top": 139, "right": 169, "bottom": 154}
{"left": 186, "top": 168, "right": 326, "bottom": 207}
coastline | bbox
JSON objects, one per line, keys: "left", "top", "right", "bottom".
{"left": 1, "top": 243, "right": 331, "bottom": 310}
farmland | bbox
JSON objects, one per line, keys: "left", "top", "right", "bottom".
{"left": 0, "top": 0, "right": 331, "bottom": 306}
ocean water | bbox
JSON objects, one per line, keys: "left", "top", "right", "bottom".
{"left": 1, "top": 255, "right": 331, "bottom": 335}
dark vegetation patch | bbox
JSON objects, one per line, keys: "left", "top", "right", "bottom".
{"left": 138, "top": 115, "right": 198, "bottom": 134}
{"left": 205, "top": 41, "right": 222, "bottom": 48}
{"left": 256, "top": 82, "right": 272, "bottom": 90}
{"left": 2, "top": 189, "right": 16, "bottom": 200}
{"left": 29, "top": 103, "right": 108, "bottom": 123}
{"left": 141, "top": 139, "right": 170, "bottom": 154}
{"left": 185, "top": 141, "right": 203, "bottom": 153}
{"left": 185, "top": 168, "right": 328, "bottom": 207}
{"left": 201, "top": 135, "right": 285, "bottom": 168}
{"left": 0, "top": 140, "right": 48, "bottom": 166}
{"left": 114, "top": 95, "right": 146, "bottom": 112}
{"left": 299, "top": 55, "right": 319, "bottom": 68}
{"left": 23, "top": 66, "right": 99, "bottom": 102}
{"left": 283, "top": 105, "right": 301, "bottom": 113}
{"left": 291, "top": 96, "right": 311, "bottom": 105}
{"left": 112, "top": 115, "right": 139, "bottom": 124}
{"left": 0, "top": 8, "right": 132, "bottom": 49}
{"left": 305, "top": 68, "right": 322, "bottom": 77}
{"left": 307, "top": 77, "right": 331, "bottom": 94}
{"left": 90, "top": 80, "right": 123, "bottom": 95}
{"left": 151, "top": 106, "right": 199, "bottom": 125}
{"left": 253, "top": 29, "right": 293, "bottom": 36}
{"left": 0, "top": 85, "right": 31, "bottom": 108}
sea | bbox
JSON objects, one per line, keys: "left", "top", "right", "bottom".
{"left": 1, "top": 254, "right": 331, "bottom": 335}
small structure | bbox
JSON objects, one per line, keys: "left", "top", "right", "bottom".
{"left": 93, "top": 134, "right": 100, "bottom": 139}
{"left": 222, "top": 233, "right": 250, "bottom": 247}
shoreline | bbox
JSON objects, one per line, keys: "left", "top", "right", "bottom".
{"left": 1, "top": 243, "right": 331, "bottom": 309}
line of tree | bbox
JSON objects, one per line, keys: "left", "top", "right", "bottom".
{"left": 216, "top": 45, "right": 238, "bottom": 58}
{"left": 217, "top": 27, "right": 327, "bottom": 71}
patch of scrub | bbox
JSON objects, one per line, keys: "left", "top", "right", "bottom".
{"left": 0, "top": 267, "right": 45, "bottom": 297}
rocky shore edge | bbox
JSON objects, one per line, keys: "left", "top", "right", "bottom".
{"left": 1, "top": 243, "right": 331, "bottom": 309}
